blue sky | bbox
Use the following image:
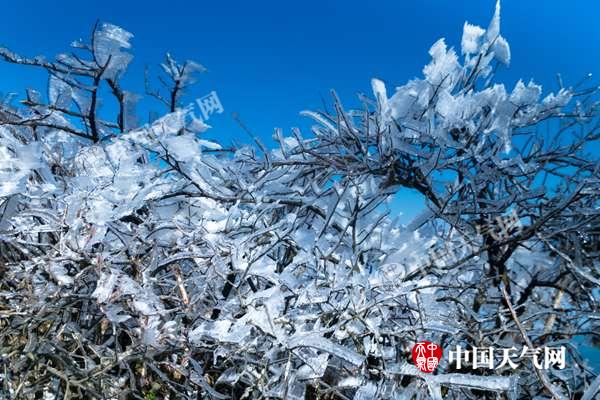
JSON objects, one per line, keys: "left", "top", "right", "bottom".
{"left": 1, "top": 1, "right": 598, "bottom": 141}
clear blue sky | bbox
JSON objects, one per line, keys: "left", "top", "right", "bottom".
{"left": 1, "top": 0, "right": 598, "bottom": 141}
{"left": 1, "top": 0, "right": 599, "bottom": 369}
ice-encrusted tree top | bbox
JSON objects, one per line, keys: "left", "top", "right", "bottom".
{"left": 0, "top": 2, "right": 599, "bottom": 399}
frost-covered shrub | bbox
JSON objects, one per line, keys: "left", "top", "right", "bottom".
{"left": 0, "top": 2, "right": 599, "bottom": 399}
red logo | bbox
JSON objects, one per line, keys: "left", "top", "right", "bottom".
{"left": 412, "top": 341, "right": 442, "bottom": 373}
